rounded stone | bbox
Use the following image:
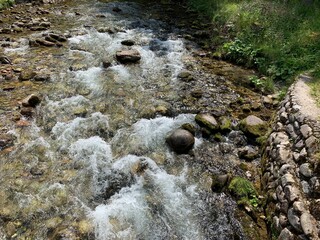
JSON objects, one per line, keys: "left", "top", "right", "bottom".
{"left": 195, "top": 113, "right": 219, "bottom": 132}
{"left": 239, "top": 115, "right": 268, "bottom": 138}
{"left": 166, "top": 129, "right": 195, "bottom": 154}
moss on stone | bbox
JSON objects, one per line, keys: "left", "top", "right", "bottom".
{"left": 228, "top": 176, "right": 259, "bottom": 208}
{"left": 219, "top": 117, "right": 232, "bottom": 132}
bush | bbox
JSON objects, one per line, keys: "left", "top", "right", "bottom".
{"left": 0, "top": 0, "right": 14, "bottom": 9}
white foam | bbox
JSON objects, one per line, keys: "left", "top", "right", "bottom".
{"left": 69, "top": 136, "right": 112, "bottom": 193}
{"left": 51, "top": 112, "right": 109, "bottom": 150}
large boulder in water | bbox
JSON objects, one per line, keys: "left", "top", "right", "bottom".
{"left": 116, "top": 49, "right": 141, "bottom": 64}
{"left": 166, "top": 129, "right": 195, "bottom": 154}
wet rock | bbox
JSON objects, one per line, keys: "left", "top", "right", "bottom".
{"left": 102, "top": 61, "right": 111, "bottom": 68}
{"left": 238, "top": 146, "right": 259, "bottom": 160}
{"left": 166, "top": 128, "right": 195, "bottom": 154}
{"left": 34, "top": 71, "right": 51, "bottom": 82}
{"left": 0, "top": 56, "right": 11, "bottom": 64}
{"left": 19, "top": 70, "right": 36, "bottom": 81}
{"left": 191, "top": 89, "right": 203, "bottom": 98}
{"left": 112, "top": 6, "right": 122, "bottom": 12}
{"left": 219, "top": 117, "right": 232, "bottom": 132}
{"left": 195, "top": 113, "right": 219, "bottom": 132}
{"left": 0, "top": 134, "right": 14, "bottom": 150}
{"left": 48, "top": 33, "right": 67, "bottom": 42}
{"left": 228, "top": 130, "right": 247, "bottom": 147}
{"left": 121, "top": 39, "right": 135, "bottom": 46}
{"left": 21, "top": 94, "right": 41, "bottom": 107}
{"left": 116, "top": 49, "right": 141, "bottom": 64}
{"left": 97, "top": 27, "right": 115, "bottom": 33}
{"left": 239, "top": 115, "right": 268, "bottom": 138}
{"left": 177, "top": 70, "right": 193, "bottom": 82}
{"left": 69, "top": 64, "right": 87, "bottom": 71}
{"left": 181, "top": 123, "right": 196, "bottom": 136}
{"left": 20, "top": 107, "right": 35, "bottom": 117}
{"left": 35, "top": 38, "right": 56, "bottom": 47}
{"left": 211, "top": 174, "right": 229, "bottom": 192}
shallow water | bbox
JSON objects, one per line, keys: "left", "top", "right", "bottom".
{"left": 0, "top": 0, "right": 261, "bottom": 239}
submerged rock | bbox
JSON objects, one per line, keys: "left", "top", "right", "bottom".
{"left": 19, "top": 70, "right": 36, "bottom": 81}
{"left": 116, "top": 49, "right": 141, "bottom": 64}
{"left": 166, "top": 128, "right": 195, "bottom": 154}
{"left": 21, "top": 94, "right": 41, "bottom": 107}
{"left": 121, "top": 39, "right": 135, "bottom": 46}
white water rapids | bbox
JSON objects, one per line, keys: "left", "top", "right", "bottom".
{"left": 0, "top": 1, "right": 246, "bottom": 239}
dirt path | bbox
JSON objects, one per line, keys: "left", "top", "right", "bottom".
{"left": 292, "top": 74, "right": 320, "bottom": 121}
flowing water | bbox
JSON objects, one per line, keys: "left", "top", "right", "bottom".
{"left": 0, "top": 0, "right": 264, "bottom": 239}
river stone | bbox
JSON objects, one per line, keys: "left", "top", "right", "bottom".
{"left": 279, "top": 213, "right": 288, "bottom": 227}
{"left": 0, "top": 134, "right": 14, "bottom": 150}
{"left": 116, "top": 49, "right": 141, "bottom": 64}
{"left": 288, "top": 208, "right": 303, "bottom": 233}
{"left": 48, "top": 33, "right": 67, "bottom": 42}
{"left": 177, "top": 70, "right": 193, "bottom": 82}
{"left": 19, "top": 70, "right": 36, "bottom": 81}
{"left": 300, "top": 213, "right": 318, "bottom": 238}
{"left": 299, "top": 163, "right": 313, "bottom": 178}
{"left": 238, "top": 145, "right": 259, "bottom": 160}
{"left": 228, "top": 130, "right": 247, "bottom": 146}
{"left": 239, "top": 115, "right": 268, "bottom": 138}
{"left": 21, "top": 94, "right": 41, "bottom": 107}
{"left": 293, "top": 201, "right": 306, "bottom": 214}
{"left": 121, "top": 39, "right": 135, "bottom": 46}
{"left": 166, "top": 129, "right": 195, "bottom": 154}
{"left": 0, "top": 56, "right": 11, "bottom": 64}
{"left": 211, "top": 174, "right": 229, "bottom": 192}
{"left": 278, "top": 228, "right": 294, "bottom": 240}
{"left": 20, "top": 107, "right": 34, "bottom": 117}
{"left": 195, "top": 113, "right": 219, "bottom": 132}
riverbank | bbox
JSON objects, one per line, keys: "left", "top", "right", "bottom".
{"left": 186, "top": 0, "right": 320, "bottom": 93}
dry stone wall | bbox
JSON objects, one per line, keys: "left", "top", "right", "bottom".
{"left": 262, "top": 78, "right": 320, "bottom": 240}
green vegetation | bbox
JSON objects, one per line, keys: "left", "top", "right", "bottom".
{"left": 228, "top": 176, "right": 259, "bottom": 208}
{"left": 310, "top": 79, "right": 320, "bottom": 107}
{"left": 187, "top": 0, "right": 320, "bottom": 90}
{"left": 0, "top": 0, "right": 14, "bottom": 9}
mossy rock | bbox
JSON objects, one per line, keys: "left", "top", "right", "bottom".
{"left": 219, "top": 116, "right": 232, "bottom": 132}
{"left": 181, "top": 123, "right": 196, "bottom": 136}
{"left": 228, "top": 177, "right": 257, "bottom": 201}
{"left": 195, "top": 113, "right": 219, "bottom": 133}
{"left": 239, "top": 115, "right": 268, "bottom": 138}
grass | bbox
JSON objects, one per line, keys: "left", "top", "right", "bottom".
{"left": 187, "top": 0, "right": 320, "bottom": 92}
{"left": 310, "top": 79, "right": 320, "bottom": 107}
{"left": 0, "top": 0, "right": 14, "bottom": 9}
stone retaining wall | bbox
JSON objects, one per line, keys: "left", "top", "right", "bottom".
{"left": 262, "top": 76, "right": 320, "bottom": 239}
